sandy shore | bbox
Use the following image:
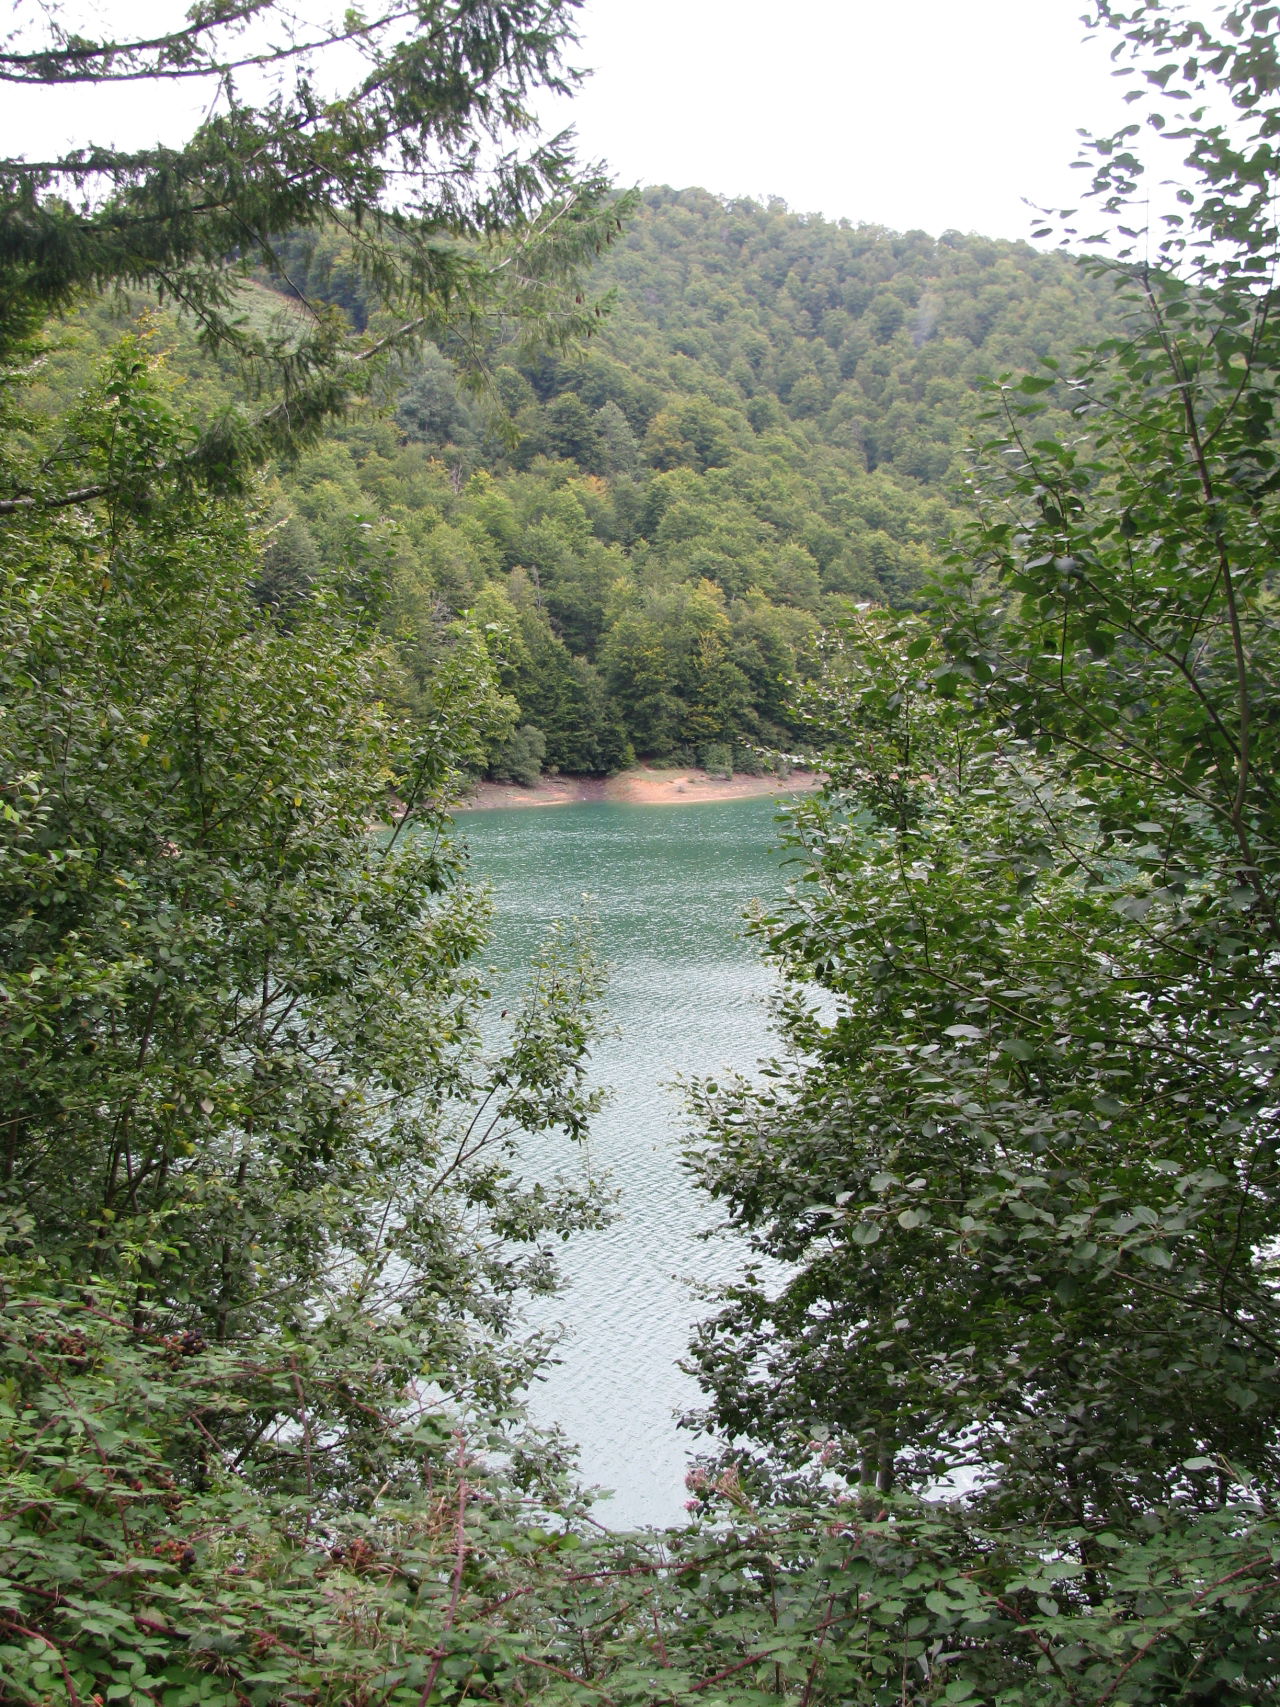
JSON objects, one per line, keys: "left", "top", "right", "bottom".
{"left": 454, "top": 765, "right": 823, "bottom": 812}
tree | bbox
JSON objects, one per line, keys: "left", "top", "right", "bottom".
{"left": 395, "top": 346, "right": 481, "bottom": 451}
{"left": 0, "top": 0, "right": 622, "bottom": 488}
{"left": 0, "top": 0, "right": 631, "bottom": 1671}
{"left": 684, "top": 1, "right": 1280, "bottom": 1696}
{"left": 492, "top": 722, "right": 548, "bottom": 783}
{"left": 2, "top": 332, "right": 606, "bottom": 1354}
{"left": 0, "top": 325, "right": 621, "bottom": 1693}
{"left": 689, "top": 608, "right": 1280, "bottom": 1521}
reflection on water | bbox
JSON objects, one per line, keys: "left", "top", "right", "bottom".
{"left": 459, "top": 795, "right": 794, "bottom": 1529}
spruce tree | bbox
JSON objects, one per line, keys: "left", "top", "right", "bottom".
{"left": 0, "top": 0, "right": 621, "bottom": 496}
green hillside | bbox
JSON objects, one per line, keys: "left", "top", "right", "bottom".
{"left": 264, "top": 188, "right": 1122, "bottom": 775}
{"left": 31, "top": 189, "right": 1124, "bottom": 777}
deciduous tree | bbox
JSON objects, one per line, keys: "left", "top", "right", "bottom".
{"left": 686, "top": 2, "right": 1280, "bottom": 1695}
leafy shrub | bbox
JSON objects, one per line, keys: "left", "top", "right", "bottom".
{"left": 491, "top": 724, "right": 548, "bottom": 786}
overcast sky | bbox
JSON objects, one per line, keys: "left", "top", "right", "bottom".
{"left": 541, "top": 0, "right": 1134, "bottom": 240}
{"left": 4, "top": 0, "right": 1136, "bottom": 244}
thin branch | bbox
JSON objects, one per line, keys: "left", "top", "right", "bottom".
{"left": 0, "top": 5, "right": 418, "bottom": 87}
{"left": 416, "top": 1441, "right": 470, "bottom": 1707}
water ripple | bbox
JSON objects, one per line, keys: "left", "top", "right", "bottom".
{"left": 460, "top": 797, "right": 792, "bottom": 1528}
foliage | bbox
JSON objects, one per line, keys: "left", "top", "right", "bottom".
{"left": 0, "top": 334, "right": 622, "bottom": 1696}
{"left": 683, "top": 1, "right": 1280, "bottom": 1698}
{"left": 7, "top": 1248, "right": 1280, "bottom": 1707}
{"left": 16, "top": 186, "right": 1129, "bottom": 776}
{"left": 688, "top": 608, "right": 1280, "bottom": 1519}
{"left": 249, "top": 193, "right": 1129, "bottom": 774}
{"left": 0, "top": 335, "right": 606, "bottom": 1328}
{"left": 0, "top": 0, "right": 622, "bottom": 483}
{"left": 10, "top": 4, "right": 1280, "bottom": 1702}
{"left": 492, "top": 724, "right": 549, "bottom": 787}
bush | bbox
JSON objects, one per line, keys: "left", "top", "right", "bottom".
{"left": 491, "top": 723, "right": 548, "bottom": 785}
{"left": 698, "top": 742, "right": 734, "bottom": 779}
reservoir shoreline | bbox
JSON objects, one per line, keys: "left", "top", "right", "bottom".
{"left": 455, "top": 763, "right": 823, "bottom": 812}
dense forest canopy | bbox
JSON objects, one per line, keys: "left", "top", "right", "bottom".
{"left": 248, "top": 190, "right": 1126, "bottom": 774}
{"left": 21, "top": 186, "right": 1129, "bottom": 779}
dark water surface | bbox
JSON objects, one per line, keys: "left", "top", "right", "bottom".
{"left": 459, "top": 795, "right": 794, "bottom": 1528}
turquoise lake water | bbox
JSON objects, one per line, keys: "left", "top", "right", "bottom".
{"left": 458, "top": 795, "right": 796, "bottom": 1529}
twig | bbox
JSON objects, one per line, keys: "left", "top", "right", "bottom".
{"left": 416, "top": 1439, "right": 470, "bottom": 1707}
{"left": 0, "top": 1617, "right": 82, "bottom": 1704}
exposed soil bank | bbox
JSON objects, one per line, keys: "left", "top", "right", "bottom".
{"left": 454, "top": 764, "right": 823, "bottom": 812}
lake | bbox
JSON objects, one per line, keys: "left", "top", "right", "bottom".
{"left": 459, "top": 794, "right": 795, "bottom": 1529}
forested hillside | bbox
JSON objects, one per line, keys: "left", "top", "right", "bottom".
{"left": 261, "top": 190, "right": 1124, "bottom": 776}
{"left": 24, "top": 191, "right": 1123, "bottom": 779}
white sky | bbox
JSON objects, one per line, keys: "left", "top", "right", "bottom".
{"left": 3, "top": 0, "right": 1139, "bottom": 243}
{"left": 543, "top": 0, "right": 1135, "bottom": 240}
